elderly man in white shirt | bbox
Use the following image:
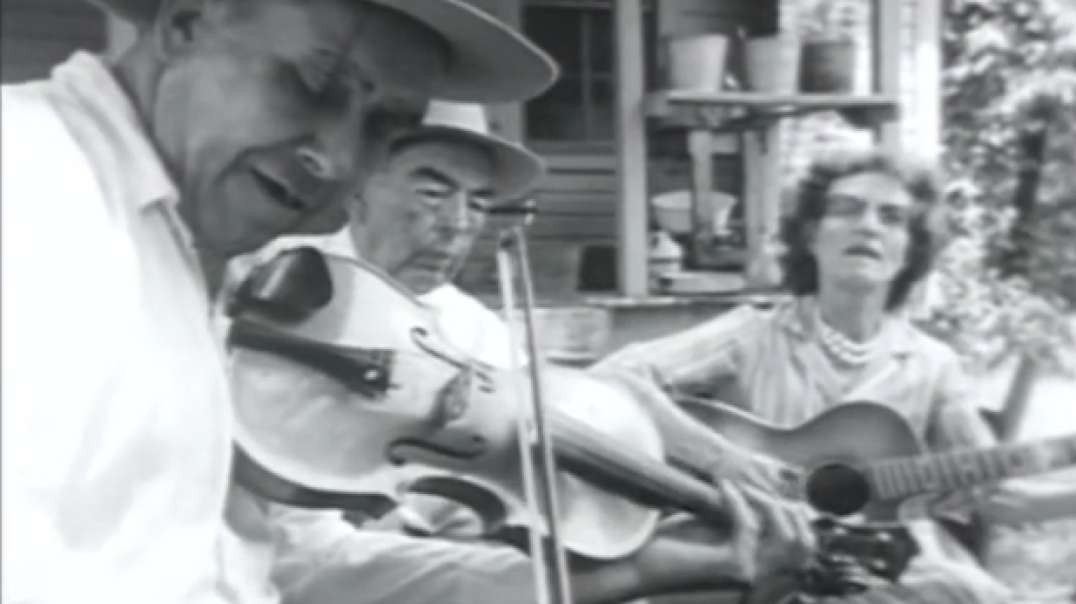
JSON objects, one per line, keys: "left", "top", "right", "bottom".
{"left": 0, "top": 1, "right": 558, "bottom": 602}
{"left": 228, "top": 100, "right": 816, "bottom": 604}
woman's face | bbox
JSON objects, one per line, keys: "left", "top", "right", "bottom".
{"left": 810, "top": 171, "right": 914, "bottom": 292}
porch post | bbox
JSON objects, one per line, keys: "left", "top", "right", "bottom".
{"left": 874, "top": 0, "right": 903, "bottom": 152}
{"left": 911, "top": 0, "right": 943, "bottom": 160}
{"left": 614, "top": 0, "right": 649, "bottom": 297}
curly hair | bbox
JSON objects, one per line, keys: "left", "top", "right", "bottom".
{"left": 779, "top": 147, "right": 942, "bottom": 310}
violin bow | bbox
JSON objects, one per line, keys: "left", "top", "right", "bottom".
{"left": 495, "top": 224, "right": 574, "bottom": 604}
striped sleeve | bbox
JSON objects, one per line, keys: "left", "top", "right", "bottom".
{"left": 594, "top": 304, "right": 766, "bottom": 397}
{"left": 926, "top": 346, "right": 998, "bottom": 452}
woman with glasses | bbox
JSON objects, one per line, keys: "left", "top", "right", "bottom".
{"left": 594, "top": 147, "right": 1012, "bottom": 603}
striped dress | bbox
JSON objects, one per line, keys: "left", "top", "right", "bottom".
{"left": 595, "top": 296, "right": 1009, "bottom": 604}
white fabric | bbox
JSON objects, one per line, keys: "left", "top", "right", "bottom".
{"left": 1, "top": 52, "right": 237, "bottom": 603}
{"left": 244, "top": 229, "right": 514, "bottom": 368}
{"left": 226, "top": 232, "right": 537, "bottom": 604}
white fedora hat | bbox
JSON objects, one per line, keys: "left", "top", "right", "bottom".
{"left": 398, "top": 100, "right": 544, "bottom": 200}
{"left": 89, "top": 0, "right": 558, "bottom": 103}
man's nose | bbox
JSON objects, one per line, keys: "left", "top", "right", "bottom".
{"left": 297, "top": 118, "right": 363, "bottom": 184}
{"left": 436, "top": 193, "right": 482, "bottom": 233}
{"left": 295, "top": 146, "right": 336, "bottom": 181}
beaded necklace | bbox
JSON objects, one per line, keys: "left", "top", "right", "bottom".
{"left": 815, "top": 307, "right": 879, "bottom": 366}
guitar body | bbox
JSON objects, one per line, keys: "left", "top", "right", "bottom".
{"left": 681, "top": 399, "right": 926, "bottom": 521}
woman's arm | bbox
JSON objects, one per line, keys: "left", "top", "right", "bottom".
{"left": 978, "top": 478, "right": 1076, "bottom": 525}
{"left": 589, "top": 305, "right": 799, "bottom": 495}
{"left": 927, "top": 351, "right": 1076, "bottom": 525}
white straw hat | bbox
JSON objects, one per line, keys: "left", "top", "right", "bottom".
{"left": 399, "top": 100, "right": 544, "bottom": 200}
{"left": 89, "top": 0, "right": 558, "bottom": 103}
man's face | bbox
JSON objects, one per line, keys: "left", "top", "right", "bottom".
{"left": 149, "top": 0, "right": 447, "bottom": 256}
{"left": 353, "top": 138, "right": 496, "bottom": 295}
{"left": 810, "top": 170, "right": 914, "bottom": 291}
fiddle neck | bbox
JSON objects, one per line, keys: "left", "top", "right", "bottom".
{"left": 549, "top": 410, "right": 730, "bottom": 526}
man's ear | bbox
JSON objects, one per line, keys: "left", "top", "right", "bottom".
{"left": 152, "top": 0, "right": 217, "bottom": 58}
{"left": 349, "top": 193, "right": 368, "bottom": 224}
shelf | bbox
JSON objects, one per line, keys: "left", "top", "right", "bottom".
{"left": 585, "top": 289, "right": 784, "bottom": 309}
{"left": 645, "top": 90, "right": 900, "bottom": 132}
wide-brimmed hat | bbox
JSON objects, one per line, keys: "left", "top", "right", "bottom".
{"left": 90, "top": 0, "right": 557, "bottom": 103}
{"left": 397, "top": 100, "right": 544, "bottom": 200}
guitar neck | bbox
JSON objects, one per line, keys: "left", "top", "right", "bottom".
{"left": 867, "top": 434, "right": 1076, "bottom": 501}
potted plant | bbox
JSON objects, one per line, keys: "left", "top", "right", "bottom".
{"left": 799, "top": 0, "right": 858, "bottom": 93}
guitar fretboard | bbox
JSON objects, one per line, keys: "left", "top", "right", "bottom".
{"left": 867, "top": 434, "right": 1076, "bottom": 501}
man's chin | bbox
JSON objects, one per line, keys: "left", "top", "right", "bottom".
{"left": 398, "top": 270, "right": 448, "bottom": 296}
{"left": 833, "top": 272, "right": 892, "bottom": 293}
{"left": 196, "top": 228, "right": 277, "bottom": 259}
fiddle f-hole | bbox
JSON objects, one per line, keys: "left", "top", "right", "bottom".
{"left": 804, "top": 463, "right": 871, "bottom": 517}
{"left": 411, "top": 327, "right": 469, "bottom": 371}
{"left": 405, "top": 476, "right": 508, "bottom": 538}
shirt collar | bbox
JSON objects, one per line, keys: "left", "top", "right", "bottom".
{"left": 51, "top": 52, "right": 180, "bottom": 209}
{"left": 775, "top": 296, "right": 917, "bottom": 357}
{"left": 48, "top": 51, "right": 198, "bottom": 259}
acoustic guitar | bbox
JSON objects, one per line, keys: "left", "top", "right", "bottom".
{"left": 678, "top": 397, "right": 1076, "bottom": 521}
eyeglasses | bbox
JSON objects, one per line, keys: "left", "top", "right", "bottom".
{"left": 412, "top": 185, "right": 492, "bottom": 231}
{"left": 823, "top": 193, "right": 913, "bottom": 228}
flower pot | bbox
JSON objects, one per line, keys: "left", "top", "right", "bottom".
{"left": 799, "top": 38, "right": 855, "bottom": 93}
{"left": 667, "top": 34, "right": 729, "bottom": 91}
{"left": 745, "top": 35, "right": 801, "bottom": 93}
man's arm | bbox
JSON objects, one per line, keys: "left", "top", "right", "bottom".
{"left": 1, "top": 88, "right": 138, "bottom": 602}
{"left": 263, "top": 482, "right": 805, "bottom": 604}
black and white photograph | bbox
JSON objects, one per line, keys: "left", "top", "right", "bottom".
{"left": 2, "top": 1, "right": 1075, "bottom": 603}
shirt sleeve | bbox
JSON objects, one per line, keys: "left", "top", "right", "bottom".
{"left": 1, "top": 88, "right": 136, "bottom": 602}
{"left": 925, "top": 349, "right": 998, "bottom": 451}
{"left": 268, "top": 506, "right": 538, "bottom": 604}
{"left": 593, "top": 304, "right": 764, "bottom": 399}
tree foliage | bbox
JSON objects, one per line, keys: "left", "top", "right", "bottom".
{"left": 925, "top": 0, "right": 1076, "bottom": 373}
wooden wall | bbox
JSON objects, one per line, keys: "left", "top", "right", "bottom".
{"left": 455, "top": 147, "right": 743, "bottom": 300}
{"left": 454, "top": 0, "right": 755, "bottom": 300}
{"left": 1, "top": 0, "right": 107, "bottom": 83}
{"left": 456, "top": 152, "right": 620, "bottom": 298}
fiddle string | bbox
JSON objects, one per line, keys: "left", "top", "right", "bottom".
{"left": 501, "top": 226, "right": 575, "bottom": 604}
{"left": 496, "top": 236, "right": 555, "bottom": 604}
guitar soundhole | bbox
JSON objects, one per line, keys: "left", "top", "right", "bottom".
{"left": 806, "top": 463, "right": 870, "bottom": 517}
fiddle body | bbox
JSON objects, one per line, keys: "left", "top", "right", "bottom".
{"left": 227, "top": 248, "right": 728, "bottom": 561}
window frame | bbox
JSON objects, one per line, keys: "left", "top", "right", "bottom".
{"left": 522, "top": 0, "right": 656, "bottom": 151}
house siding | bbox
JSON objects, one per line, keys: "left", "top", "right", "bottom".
{"left": 457, "top": 0, "right": 939, "bottom": 300}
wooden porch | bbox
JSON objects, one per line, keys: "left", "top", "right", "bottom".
{"left": 453, "top": 0, "right": 941, "bottom": 363}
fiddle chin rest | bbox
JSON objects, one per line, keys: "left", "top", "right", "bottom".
{"left": 229, "top": 246, "right": 333, "bottom": 323}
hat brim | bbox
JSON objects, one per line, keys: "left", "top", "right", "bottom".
{"left": 400, "top": 126, "right": 545, "bottom": 201}
{"left": 89, "top": 0, "right": 557, "bottom": 103}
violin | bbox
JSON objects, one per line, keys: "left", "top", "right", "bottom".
{"left": 226, "top": 246, "right": 731, "bottom": 562}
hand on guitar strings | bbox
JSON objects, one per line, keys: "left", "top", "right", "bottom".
{"left": 707, "top": 441, "right": 804, "bottom": 501}
{"left": 653, "top": 482, "right": 815, "bottom": 583}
